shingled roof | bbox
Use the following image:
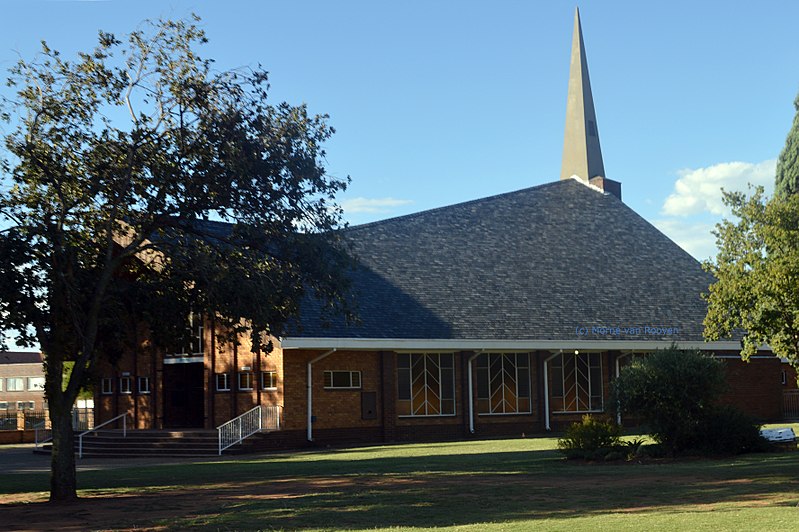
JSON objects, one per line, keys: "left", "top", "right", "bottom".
{"left": 0, "top": 351, "right": 43, "bottom": 365}
{"left": 292, "top": 179, "right": 715, "bottom": 342}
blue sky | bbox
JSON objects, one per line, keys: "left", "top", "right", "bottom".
{"left": 1, "top": 0, "right": 798, "bottom": 263}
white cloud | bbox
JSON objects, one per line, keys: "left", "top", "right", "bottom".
{"left": 661, "top": 159, "right": 776, "bottom": 217}
{"left": 341, "top": 197, "right": 413, "bottom": 214}
{"left": 652, "top": 219, "right": 718, "bottom": 262}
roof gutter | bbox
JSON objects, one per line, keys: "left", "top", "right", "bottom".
{"left": 281, "top": 337, "right": 752, "bottom": 352}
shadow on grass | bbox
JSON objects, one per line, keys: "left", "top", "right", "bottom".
{"left": 2, "top": 446, "right": 799, "bottom": 530}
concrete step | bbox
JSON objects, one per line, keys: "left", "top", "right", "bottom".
{"left": 34, "top": 430, "right": 222, "bottom": 457}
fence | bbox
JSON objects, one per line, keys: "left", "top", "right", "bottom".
{"left": 784, "top": 390, "right": 799, "bottom": 420}
{"left": 0, "top": 408, "right": 95, "bottom": 431}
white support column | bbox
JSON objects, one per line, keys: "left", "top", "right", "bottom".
{"left": 467, "top": 351, "right": 483, "bottom": 434}
{"left": 307, "top": 349, "right": 336, "bottom": 442}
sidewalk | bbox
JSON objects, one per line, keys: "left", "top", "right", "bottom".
{"left": 0, "top": 444, "right": 238, "bottom": 474}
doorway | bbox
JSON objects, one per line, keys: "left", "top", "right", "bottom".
{"left": 162, "top": 362, "right": 205, "bottom": 428}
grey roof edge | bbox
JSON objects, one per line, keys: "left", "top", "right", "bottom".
{"left": 0, "top": 351, "right": 44, "bottom": 364}
{"left": 280, "top": 337, "right": 752, "bottom": 352}
{"left": 345, "top": 180, "right": 575, "bottom": 233}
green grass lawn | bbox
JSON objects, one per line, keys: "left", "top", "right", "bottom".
{"left": 2, "top": 431, "right": 799, "bottom": 531}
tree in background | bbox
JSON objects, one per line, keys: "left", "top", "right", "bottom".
{"left": 703, "top": 187, "right": 799, "bottom": 373}
{"left": 0, "top": 17, "right": 352, "bottom": 501}
{"left": 776, "top": 91, "right": 799, "bottom": 197}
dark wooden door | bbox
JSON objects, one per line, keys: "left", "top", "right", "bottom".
{"left": 162, "top": 363, "right": 205, "bottom": 428}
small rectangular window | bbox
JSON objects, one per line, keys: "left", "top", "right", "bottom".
{"left": 138, "top": 376, "right": 151, "bottom": 394}
{"left": 6, "top": 378, "right": 24, "bottom": 392}
{"left": 101, "top": 377, "right": 113, "bottom": 395}
{"left": 119, "top": 376, "right": 132, "bottom": 394}
{"left": 17, "top": 401, "right": 34, "bottom": 411}
{"left": 238, "top": 372, "right": 254, "bottom": 391}
{"left": 27, "top": 377, "right": 45, "bottom": 391}
{"left": 0, "top": 402, "right": 8, "bottom": 410}
{"left": 216, "top": 373, "right": 230, "bottom": 392}
{"left": 261, "top": 371, "right": 277, "bottom": 390}
{"left": 323, "top": 371, "right": 362, "bottom": 390}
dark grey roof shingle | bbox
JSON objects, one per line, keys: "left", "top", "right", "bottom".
{"left": 0, "top": 352, "right": 43, "bottom": 365}
{"left": 294, "top": 179, "right": 714, "bottom": 342}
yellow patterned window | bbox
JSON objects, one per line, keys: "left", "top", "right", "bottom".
{"left": 476, "top": 353, "right": 532, "bottom": 415}
{"left": 397, "top": 353, "right": 455, "bottom": 417}
{"left": 550, "top": 352, "right": 603, "bottom": 412}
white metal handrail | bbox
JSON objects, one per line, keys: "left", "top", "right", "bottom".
{"left": 217, "top": 406, "right": 262, "bottom": 455}
{"left": 262, "top": 405, "right": 282, "bottom": 431}
{"left": 78, "top": 413, "right": 127, "bottom": 458}
{"left": 34, "top": 421, "right": 51, "bottom": 449}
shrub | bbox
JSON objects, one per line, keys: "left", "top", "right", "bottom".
{"left": 693, "top": 405, "right": 768, "bottom": 455}
{"left": 611, "top": 346, "right": 727, "bottom": 455}
{"left": 557, "top": 415, "right": 622, "bottom": 460}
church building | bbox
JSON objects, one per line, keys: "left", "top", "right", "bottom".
{"left": 96, "top": 9, "right": 792, "bottom": 446}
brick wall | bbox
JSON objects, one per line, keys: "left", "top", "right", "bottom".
{"left": 282, "top": 350, "right": 382, "bottom": 434}
{"left": 0, "top": 362, "right": 46, "bottom": 411}
{"left": 94, "top": 341, "right": 790, "bottom": 443}
{"left": 718, "top": 355, "right": 783, "bottom": 422}
{"left": 96, "top": 318, "right": 286, "bottom": 430}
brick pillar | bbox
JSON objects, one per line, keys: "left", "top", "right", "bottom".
{"left": 460, "top": 351, "right": 474, "bottom": 437}
{"left": 380, "top": 351, "right": 396, "bottom": 442}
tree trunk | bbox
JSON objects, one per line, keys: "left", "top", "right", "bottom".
{"left": 49, "top": 406, "right": 78, "bottom": 502}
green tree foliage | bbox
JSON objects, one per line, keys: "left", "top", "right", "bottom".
{"left": 776, "top": 91, "right": 799, "bottom": 197}
{"left": 0, "top": 17, "right": 352, "bottom": 501}
{"left": 612, "top": 347, "right": 726, "bottom": 455}
{"left": 703, "top": 187, "right": 799, "bottom": 371}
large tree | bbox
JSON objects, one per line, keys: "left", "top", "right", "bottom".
{"left": 703, "top": 186, "right": 799, "bottom": 371}
{"left": 776, "top": 90, "right": 799, "bottom": 197}
{"left": 0, "top": 17, "right": 352, "bottom": 501}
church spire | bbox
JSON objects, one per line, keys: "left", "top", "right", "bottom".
{"left": 560, "top": 7, "right": 605, "bottom": 184}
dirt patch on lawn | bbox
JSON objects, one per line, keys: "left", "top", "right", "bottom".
{"left": 1, "top": 473, "right": 793, "bottom": 531}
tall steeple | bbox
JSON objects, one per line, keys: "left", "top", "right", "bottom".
{"left": 560, "top": 8, "right": 607, "bottom": 186}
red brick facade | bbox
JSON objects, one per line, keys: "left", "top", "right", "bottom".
{"left": 97, "top": 330, "right": 792, "bottom": 445}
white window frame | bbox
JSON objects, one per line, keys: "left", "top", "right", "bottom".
{"left": 476, "top": 353, "right": 532, "bottom": 416}
{"left": 167, "top": 312, "right": 205, "bottom": 357}
{"left": 238, "top": 371, "right": 254, "bottom": 391}
{"left": 101, "top": 377, "right": 113, "bottom": 395}
{"left": 138, "top": 376, "right": 151, "bottom": 394}
{"left": 397, "top": 353, "right": 456, "bottom": 417}
{"left": 323, "top": 370, "right": 362, "bottom": 390}
{"left": 6, "top": 377, "right": 24, "bottom": 392}
{"left": 27, "top": 377, "right": 45, "bottom": 391}
{"left": 0, "top": 402, "right": 8, "bottom": 410}
{"left": 261, "top": 371, "right": 277, "bottom": 390}
{"left": 216, "top": 373, "right": 230, "bottom": 392}
{"left": 119, "top": 376, "right": 133, "bottom": 395}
